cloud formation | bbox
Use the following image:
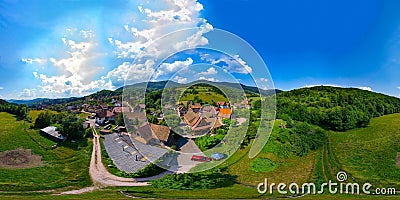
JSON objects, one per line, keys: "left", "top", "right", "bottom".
{"left": 21, "top": 0, "right": 212, "bottom": 98}
{"left": 21, "top": 58, "right": 47, "bottom": 65}
{"left": 358, "top": 86, "right": 372, "bottom": 91}
{"left": 200, "top": 53, "right": 253, "bottom": 74}
{"left": 173, "top": 76, "right": 188, "bottom": 83}
{"left": 199, "top": 67, "right": 217, "bottom": 75}
{"left": 199, "top": 76, "right": 219, "bottom": 82}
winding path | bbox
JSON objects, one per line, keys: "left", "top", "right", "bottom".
{"left": 59, "top": 129, "right": 172, "bottom": 195}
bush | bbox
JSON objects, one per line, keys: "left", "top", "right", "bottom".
{"left": 150, "top": 171, "right": 233, "bottom": 190}
{"left": 250, "top": 158, "right": 277, "bottom": 172}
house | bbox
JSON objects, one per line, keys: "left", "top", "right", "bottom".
{"left": 190, "top": 103, "right": 202, "bottom": 113}
{"left": 100, "top": 129, "right": 111, "bottom": 134}
{"left": 191, "top": 115, "right": 224, "bottom": 134}
{"left": 114, "top": 126, "right": 127, "bottom": 133}
{"left": 177, "top": 106, "right": 188, "bottom": 117}
{"left": 217, "top": 101, "right": 229, "bottom": 108}
{"left": 133, "top": 104, "right": 145, "bottom": 113}
{"left": 133, "top": 123, "right": 171, "bottom": 146}
{"left": 201, "top": 105, "right": 218, "bottom": 118}
{"left": 126, "top": 112, "right": 147, "bottom": 124}
{"left": 66, "top": 105, "right": 77, "bottom": 110}
{"left": 100, "top": 104, "right": 108, "bottom": 110}
{"left": 183, "top": 109, "right": 201, "bottom": 127}
{"left": 112, "top": 106, "right": 131, "bottom": 115}
{"left": 218, "top": 108, "right": 232, "bottom": 119}
{"left": 95, "top": 109, "right": 114, "bottom": 125}
{"left": 233, "top": 103, "right": 242, "bottom": 109}
{"left": 40, "top": 126, "right": 66, "bottom": 142}
{"left": 241, "top": 99, "right": 251, "bottom": 109}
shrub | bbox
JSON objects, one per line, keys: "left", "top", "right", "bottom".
{"left": 150, "top": 171, "right": 233, "bottom": 190}
{"left": 250, "top": 158, "right": 276, "bottom": 172}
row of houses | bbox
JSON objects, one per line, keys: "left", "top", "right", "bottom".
{"left": 178, "top": 102, "right": 232, "bottom": 135}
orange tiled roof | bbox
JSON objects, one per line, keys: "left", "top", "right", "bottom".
{"left": 218, "top": 108, "right": 232, "bottom": 114}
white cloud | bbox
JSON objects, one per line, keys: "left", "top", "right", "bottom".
{"left": 155, "top": 58, "right": 193, "bottom": 78}
{"left": 397, "top": 86, "right": 400, "bottom": 90}
{"left": 32, "top": 30, "right": 110, "bottom": 97}
{"left": 260, "top": 78, "right": 268, "bottom": 82}
{"left": 199, "top": 67, "right": 217, "bottom": 75}
{"left": 110, "top": 0, "right": 212, "bottom": 59}
{"left": 303, "top": 84, "right": 374, "bottom": 92}
{"left": 21, "top": 0, "right": 213, "bottom": 98}
{"left": 173, "top": 76, "right": 188, "bottom": 84}
{"left": 173, "top": 22, "right": 212, "bottom": 50}
{"left": 303, "top": 84, "right": 343, "bottom": 88}
{"left": 19, "top": 88, "right": 36, "bottom": 99}
{"left": 21, "top": 58, "right": 47, "bottom": 65}
{"left": 199, "top": 76, "right": 219, "bottom": 82}
{"left": 80, "top": 30, "right": 94, "bottom": 39}
{"left": 0, "top": 86, "right": 3, "bottom": 90}
{"left": 200, "top": 53, "right": 252, "bottom": 74}
{"left": 232, "top": 55, "right": 253, "bottom": 73}
{"left": 358, "top": 86, "right": 373, "bottom": 91}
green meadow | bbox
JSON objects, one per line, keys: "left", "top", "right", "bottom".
{"left": 0, "top": 111, "right": 92, "bottom": 191}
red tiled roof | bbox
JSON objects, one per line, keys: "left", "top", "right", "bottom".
{"left": 113, "top": 106, "right": 130, "bottom": 114}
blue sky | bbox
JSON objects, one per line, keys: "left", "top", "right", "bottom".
{"left": 0, "top": 0, "right": 400, "bottom": 99}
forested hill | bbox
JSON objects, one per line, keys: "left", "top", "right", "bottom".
{"left": 0, "top": 99, "right": 29, "bottom": 120}
{"left": 277, "top": 86, "right": 400, "bottom": 131}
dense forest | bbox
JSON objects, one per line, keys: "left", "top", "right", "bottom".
{"left": 0, "top": 99, "right": 30, "bottom": 120}
{"left": 277, "top": 86, "right": 400, "bottom": 131}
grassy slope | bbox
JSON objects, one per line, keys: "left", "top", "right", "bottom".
{"left": 329, "top": 113, "right": 400, "bottom": 188}
{"left": 2, "top": 112, "right": 400, "bottom": 199}
{"left": 224, "top": 120, "right": 315, "bottom": 186}
{"left": 179, "top": 86, "right": 228, "bottom": 104}
{"left": 0, "top": 111, "right": 92, "bottom": 191}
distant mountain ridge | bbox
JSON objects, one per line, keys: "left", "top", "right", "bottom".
{"left": 6, "top": 80, "right": 283, "bottom": 106}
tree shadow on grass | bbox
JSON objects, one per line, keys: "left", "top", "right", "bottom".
{"left": 59, "top": 138, "right": 89, "bottom": 150}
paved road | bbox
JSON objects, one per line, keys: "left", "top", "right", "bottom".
{"left": 173, "top": 138, "right": 204, "bottom": 173}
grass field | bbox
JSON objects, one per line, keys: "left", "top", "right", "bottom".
{"left": 29, "top": 110, "right": 58, "bottom": 122}
{"left": 1, "top": 185, "right": 398, "bottom": 200}
{"left": 224, "top": 144, "right": 315, "bottom": 186}
{"left": 1, "top": 111, "right": 400, "bottom": 199}
{"left": 329, "top": 113, "right": 400, "bottom": 189}
{"left": 78, "top": 112, "right": 91, "bottom": 119}
{"left": 179, "top": 86, "right": 228, "bottom": 104}
{"left": 0, "top": 112, "right": 92, "bottom": 191}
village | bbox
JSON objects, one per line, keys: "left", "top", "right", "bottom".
{"left": 53, "top": 94, "right": 249, "bottom": 173}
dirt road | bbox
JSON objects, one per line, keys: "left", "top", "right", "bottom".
{"left": 59, "top": 129, "right": 172, "bottom": 195}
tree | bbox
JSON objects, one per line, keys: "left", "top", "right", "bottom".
{"left": 116, "top": 112, "right": 125, "bottom": 125}
{"left": 34, "top": 110, "right": 53, "bottom": 128}
{"left": 62, "top": 115, "right": 85, "bottom": 140}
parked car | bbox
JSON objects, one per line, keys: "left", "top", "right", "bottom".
{"left": 191, "top": 155, "right": 211, "bottom": 162}
{"left": 211, "top": 152, "right": 226, "bottom": 161}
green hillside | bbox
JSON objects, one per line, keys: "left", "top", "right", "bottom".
{"left": 329, "top": 113, "right": 400, "bottom": 188}
{"left": 277, "top": 86, "right": 400, "bottom": 131}
{"left": 0, "top": 111, "right": 92, "bottom": 191}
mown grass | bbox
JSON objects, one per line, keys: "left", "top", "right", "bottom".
{"left": 0, "top": 112, "right": 92, "bottom": 191}
{"left": 179, "top": 89, "right": 228, "bottom": 104}
{"left": 2, "top": 186, "right": 398, "bottom": 200}
{"left": 29, "top": 110, "right": 58, "bottom": 122}
{"left": 78, "top": 112, "right": 91, "bottom": 119}
{"left": 329, "top": 113, "right": 400, "bottom": 189}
